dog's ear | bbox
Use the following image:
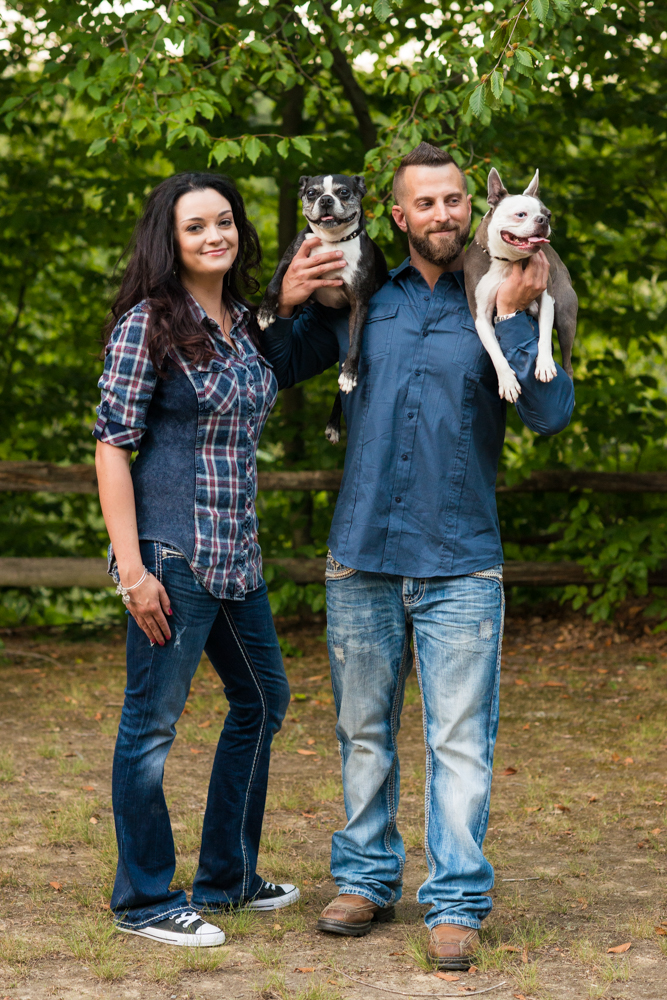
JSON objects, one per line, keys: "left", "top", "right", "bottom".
{"left": 487, "top": 168, "right": 508, "bottom": 208}
{"left": 298, "top": 176, "right": 311, "bottom": 199}
{"left": 523, "top": 169, "right": 540, "bottom": 198}
{"left": 351, "top": 175, "right": 367, "bottom": 198}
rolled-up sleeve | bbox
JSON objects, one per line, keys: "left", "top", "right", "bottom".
{"left": 496, "top": 312, "right": 575, "bottom": 436}
{"left": 93, "top": 305, "right": 157, "bottom": 451}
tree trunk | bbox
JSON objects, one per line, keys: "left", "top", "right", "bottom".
{"left": 277, "top": 85, "right": 313, "bottom": 550}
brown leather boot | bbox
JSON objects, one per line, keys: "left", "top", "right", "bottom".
{"left": 427, "top": 924, "right": 480, "bottom": 970}
{"left": 316, "top": 893, "right": 395, "bottom": 937}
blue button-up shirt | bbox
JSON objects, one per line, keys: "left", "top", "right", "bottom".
{"left": 263, "top": 259, "right": 574, "bottom": 578}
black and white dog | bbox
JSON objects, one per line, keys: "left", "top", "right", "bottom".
{"left": 257, "top": 173, "right": 387, "bottom": 442}
{"left": 463, "top": 168, "right": 577, "bottom": 402}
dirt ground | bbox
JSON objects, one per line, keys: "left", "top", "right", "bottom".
{"left": 2, "top": 601, "right": 667, "bottom": 1000}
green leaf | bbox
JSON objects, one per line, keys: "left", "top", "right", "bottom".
{"left": 469, "top": 85, "right": 487, "bottom": 119}
{"left": 276, "top": 137, "right": 290, "bottom": 158}
{"left": 249, "top": 39, "right": 271, "bottom": 54}
{"left": 490, "top": 70, "right": 504, "bottom": 99}
{"left": 320, "top": 49, "right": 333, "bottom": 69}
{"left": 211, "top": 139, "right": 241, "bottom": 164}
{"left": 292, "top": 136, "right": 312, "bottom": 157}
{"left": 373, "top": 0, "right": 393, "bottom": 22}
{"left": 515, "top": 46, "right": 535, "bottom": 65}
{"left": 86, "top": 137, "right": 109, "bottom": 157}
{"left": 530, "top": 0, "right": 550, "bottom": 20}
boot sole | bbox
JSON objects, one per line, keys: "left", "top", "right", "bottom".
{"left": 316, "top": 905, "right": 395, "bottom": 937}
{"left": 430, "top": 955, "right": 476, "bottom": 971}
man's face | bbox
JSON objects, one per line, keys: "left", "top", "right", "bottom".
{"left": 392, "top": 164, "right": 472, "bottom": 267}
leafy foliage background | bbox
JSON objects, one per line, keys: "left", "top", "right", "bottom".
{"left": 0, "top": 0, "right": 665, "bottom": 624}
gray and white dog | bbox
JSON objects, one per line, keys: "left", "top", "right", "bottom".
{"left": 257, "top": 173, "right": 387, "bottom": 442}
{"left": 463, "top": 168, "right": 577, "bottom": 402}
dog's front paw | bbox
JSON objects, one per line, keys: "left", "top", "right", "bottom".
{"left": 497, "top": 369, "right": 522, "bottom": 404}
{"left": 338, "top": 362, "right": 358, "bottom": 394}
{"left": 256, "top": 304, "right": 276, "bottom": 331}
{"left": 535, "top": 354, "right": 558, "bottom": 382}
{"left": 325, "top": 422, "right": 341, "bottom": 445}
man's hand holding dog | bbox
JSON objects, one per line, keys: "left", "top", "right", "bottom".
{"left": 276, "top": 238, "right": 345, "bottom": 317}
{"left": 496, "top": 250, "right": 550, "bottom": 317}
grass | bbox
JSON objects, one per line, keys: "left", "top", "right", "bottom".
{"left": 404, "top": 928, "right": 433, "bottom": 972}
{"left": 65, "top": 914, "right": 128, "bottom": 981}
{"left": 0, "top": 751, "right": 16, "bottom": 783}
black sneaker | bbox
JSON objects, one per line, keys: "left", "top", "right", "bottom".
{"left": 116, "top": 910, "right": 225, "bottom": 947}
{"left": 246, "top": 880, "right": 300, "bottom": 911}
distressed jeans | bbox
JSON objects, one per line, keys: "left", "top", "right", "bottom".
{"left": 325, "top": 557, "right": 504, "bottom": 930}
{"left": 111, "top": 541, "right": 290, "bottom": 929}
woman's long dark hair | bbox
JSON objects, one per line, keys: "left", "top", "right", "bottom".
{"left": 105, "top": 172, "right": 262, "bottom": 369}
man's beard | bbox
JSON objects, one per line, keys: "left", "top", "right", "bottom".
{"left": 406, "top": 220, "right": 471, "bottom": 267}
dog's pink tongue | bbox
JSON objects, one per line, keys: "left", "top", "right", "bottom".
{"left": 528, "top": 236, "right": 550, "bottom": 243}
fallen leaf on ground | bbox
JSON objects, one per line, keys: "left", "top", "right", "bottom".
{"left": 652, "top": 827, "right": 662, "bottom": 835}
{"left": 64, "top": 752, "right": 77, "bottom": 758}
{"left": 306, "top": 738, "right": 316, "bottom": 745}
{"left": 190, "top": 748, "right": 204, "bottom": 754}
{"left": 542, "top": 681, "right": 565, "bottom": 687}
{"left": 198, "top": 720, "right": 211, "bottom": 729}
{"left": 89, "top": 816, "right": 98, "bottom": 825}
{"left": 388, "top": 951, "right": 405, "bottom": 956}
{"left": 94, "top": 711, "right": 102, "bottom": 721}
{"left": 500, "top": 767, "right": 518, "bottom": 776}
{"left": 81, "top": 785, "right": 95, "bottom": 792}
{"left": 515, "top": 679, "right": 528, "bottom": 686}
{"left": 499, "top": 944, "right": 522, "bottom": 952}
{"left": 434, "top": 972, "right": 459, "bottom": 981}
{"left": 49, "top": 881, "right": 62, "bottom": 891}
{"left": 611, "top": 752, "right": 621, "bottom": 762}
{"left": 328, "top": 980, "right": 339, "bottom": 986}
{"left": 554, "top": 803, "right": 571, "bottom": 813}
{"left": 295, "top": 967, "right": 314, "bottom": 973}
{"left": 526, "top": 806, "right": 542, "bottom": 813}
{"left": 607, "top": 942, "right": 631, "bottom": 954}
{"left": 522, "top": 723, "right": 530, "bottom": 730}
{"left": 306, "top": 674, "right": 326, "bottom": 682}
{"left": 273, "top": 923, "right": 281, "bottom": 930}
{"left": 514, "top": 994, "right": 528, "bottom": 1000}
{"left": 301, "top": 811, "right": 316, "bottom": 818}
{"left": 297, "top": 749, "right": 317, "bottom": 756}
{"left": 468, "top": 965, "right": 478, "bottom": 974}
{"left": 624, "top": 757, "right": 634, "bottom": 765}
{"left": 654, "top": 926, "right": 667, "bottom": 936}
{"left": 655, "top": 800, "right": 664, "bottom": 806}
{"left": 214, "top": 706, "right": 224, "bottom": 714}
{"left": 522, "top": 945, "right": 529, "bottom": 963}
{"left": 588, "top": 795, "right": 597, "bottom": 803}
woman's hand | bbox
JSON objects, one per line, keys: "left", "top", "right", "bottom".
{"left": 277, "top": 237, "right": 346, "bottom": 317}
{"left": 123, "top": 570, "right": 172, "bottom": 645}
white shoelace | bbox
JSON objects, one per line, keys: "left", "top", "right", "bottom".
{"left": 174, "top": 911, "right": 201, "bottom": 928}
{"left": 263, "top": 881, "right": 276, "bottom": 892}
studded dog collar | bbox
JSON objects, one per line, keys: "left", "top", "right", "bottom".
{"left": 477, "top": 240, "right": 511, "bottom": 263}
{"left": 334, "top": 223, "right": 365, "bottom": 243}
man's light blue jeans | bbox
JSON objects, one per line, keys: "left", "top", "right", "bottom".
{"left": 325, "top": 557, "right": 504, "bottom": 931}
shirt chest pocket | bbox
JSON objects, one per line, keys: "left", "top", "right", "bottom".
{"left": 361, "top": 304, "right": 399, "bottom": 360}
{"left": 452, "top": 319, "right": 490, "bottom": 377}
{"left": 191, "top": 359, "right": 239, "bottom": 413}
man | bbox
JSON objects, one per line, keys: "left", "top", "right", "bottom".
{"left": 262, "top": 143, "right": 574, "bottom": 969}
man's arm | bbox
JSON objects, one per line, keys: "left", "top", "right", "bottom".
{"left": 261, "top": 237, "right": 347, "bottom": 388}
{"left": 494, "top": 251, "right": 575, "bottom": 435}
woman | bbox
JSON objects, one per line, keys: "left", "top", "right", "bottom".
{"left": 94, "top": 172, "right": 296, "bottom": 947}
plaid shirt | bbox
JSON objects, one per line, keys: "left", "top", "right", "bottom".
{"left": 94, "top": 293, "right": 278, "bottom": 600}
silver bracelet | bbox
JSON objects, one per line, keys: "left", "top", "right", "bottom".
{"left": 494, "top": 310, "right": 519, "bottom": 325}
{"left": 116, "top": 567, "right": 148, "bottom": 606}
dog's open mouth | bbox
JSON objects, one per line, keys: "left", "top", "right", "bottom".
{"left": 500, "top": 231, "right": 550, "bottom": 250}
{"left": 316, "top": 212, "right": 357, "bottom": 227}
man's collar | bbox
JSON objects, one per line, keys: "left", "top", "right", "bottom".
{"left": 389, "top": 258, "right": 466, "bottom": 291}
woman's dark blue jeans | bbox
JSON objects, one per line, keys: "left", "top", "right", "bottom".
{"left": 111, "top": 541, "right": 290, "bottom": 929}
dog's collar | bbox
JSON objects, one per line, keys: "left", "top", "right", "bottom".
{"left": 333, "top": 223, "right": 364, "bottom": 244}
{"left": 477, "top": 240, "right": 511, "bottom": 263}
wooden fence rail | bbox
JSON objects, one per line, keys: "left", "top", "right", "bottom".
{"left": 0, "top": 461, "right": 663, "bottom": 589}
{"left": 0, "top": 461, "right": 665, "bottom": 495}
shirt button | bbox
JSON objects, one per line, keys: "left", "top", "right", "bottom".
{"left": 415, "top": 371, "right": 421, "bottom": 377}
{"left": 423, "top": 331, "right": 428, "bottom": 338}
{"left": 402, "top": 454, "right": 408, "bottom": 461}
{"left": 423, "top": 295, "right": 429, "bottom": 301}
{"left": 395, "top": 496, "right": 402, "bottom": 503}
{"left": 408, "top": 412, "right": 414, "bottom": 419}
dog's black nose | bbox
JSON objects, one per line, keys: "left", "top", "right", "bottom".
{"left": 536, "top": 215, "right": 547, "bottom": 225}
{"left": 320, "top": 195, "right": 334, "bottom": 209}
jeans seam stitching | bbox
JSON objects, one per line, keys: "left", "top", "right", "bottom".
{"left": 384, "top": 630, "right": 412, "bottom": 890}
{"left": 220, "top": 603, "right": 267, "bottom": 901}
{"left": 113, "top": 904, "right": 190, "bottom": 929}
{"left": 475, "top": 578, "right": 505, "bottom": 846}
{"left": 413, "top": 633, "right": 437, "bottom": 884}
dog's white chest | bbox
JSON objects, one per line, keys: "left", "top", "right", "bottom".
{"left": 306, "top": 232, "right": 361, "bottom": 308}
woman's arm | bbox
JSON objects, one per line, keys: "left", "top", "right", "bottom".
{"left": 95, "top": 440, "right": 172, "bottom": 645}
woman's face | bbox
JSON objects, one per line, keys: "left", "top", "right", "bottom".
{"left": 174, "top": 187, "right": 239, "bottom": 281}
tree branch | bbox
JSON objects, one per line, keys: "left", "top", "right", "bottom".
{"left": 321, "top": 3, "right": 376, "bottom": 152}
